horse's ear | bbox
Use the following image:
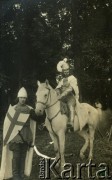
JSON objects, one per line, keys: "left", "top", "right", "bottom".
{"left": 45, "top": 79, "right": 49, "bottom": 86}
{"left": 37, "top": 80, "right": 41, "bottom": 87}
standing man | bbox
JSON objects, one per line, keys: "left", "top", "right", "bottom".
{"left": 0, "top": 87, "right": 38, "bottom": 180}
{"left": 56, "top": 57, "right": 81, "bottom": 130}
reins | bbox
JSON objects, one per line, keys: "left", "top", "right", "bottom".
{"left": 46, "top": 100, "right": 59, "bottom": 109}
{"left": 47, "top": 110, "right": 60, "bottom": 122}
{"left": 36, "top": 88, "right": 60, "bottom": 121}
{"left": 36, "top": 87, "right": 51, "bottom": 108}
{"left": 36, "top": 86, "right": 61, "bottom": 152}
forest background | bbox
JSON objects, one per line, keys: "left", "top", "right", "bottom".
{"left": 0, "top": 0, "right": 112, "bottom": 119}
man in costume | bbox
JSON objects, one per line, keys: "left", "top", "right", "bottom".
{"left": 56, "top": 57, "right": 81, "bottom": 130}
{"left": 0, "top": 87, "right": 38, "bottom": 180}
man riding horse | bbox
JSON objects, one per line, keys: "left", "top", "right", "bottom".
{"left": 56, "top": 57, "right": 82, "bottom": 130}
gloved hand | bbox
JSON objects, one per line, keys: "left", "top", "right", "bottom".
{"left": 30, "top": 109, "right": 38, "bottom": 121}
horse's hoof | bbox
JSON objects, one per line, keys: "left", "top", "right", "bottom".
{"left": 55, "top": 162, "right": 60, "bottom": 169}
{"left": 88, "top": 156, "right": 93, "bottom": 160}
{"left": 60, "top": 166, "right": 64, "bottom": 172}
{"left": 80, "top": 153, "right": 85, "bottom": 160}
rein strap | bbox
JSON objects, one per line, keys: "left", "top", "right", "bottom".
{"left": 47, "top": 110, "right": 60, "bottom": 122}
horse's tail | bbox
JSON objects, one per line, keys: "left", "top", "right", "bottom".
{"left": 95, "top": 103, "right": 104, "bottom": 138}
{"left": 95, "top": 102, "right": 102, "bottom": 121}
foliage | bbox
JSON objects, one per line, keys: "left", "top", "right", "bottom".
{"left": 0, "top": 0, "right": 112, "bottom": 110}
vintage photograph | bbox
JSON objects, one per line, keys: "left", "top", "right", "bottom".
{"left": 0, "top": 0, "right": 112, "bottom": 179}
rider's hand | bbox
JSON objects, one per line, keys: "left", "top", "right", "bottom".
{"left": 55, "top": 88, "right": 61, "bottom": 96}
{"left": 58, "top": 95, "right": 61, "bottom": 100}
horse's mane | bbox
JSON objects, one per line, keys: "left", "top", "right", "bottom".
{"left": 39, "top": 81, "right": 54, "bottom": 90}
{"left": 37, "top": 81, "right": 57, "bottom": 100}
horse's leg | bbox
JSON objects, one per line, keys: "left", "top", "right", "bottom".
{"left": 49, "top": 132, "right": 60, "bottom": 167}
{"left": 88, "top": 126, "right": 95, "bottom": 159}
{"left": 78, "top": 129, "right": 89, "bottom": 159}
{"left": 58, "top": 130, "right": 65, "bottom": 171}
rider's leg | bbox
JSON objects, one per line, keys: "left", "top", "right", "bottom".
{"left": 67, "top": 97, "right": 75, "bottom": 127}
{"left": 68, "top": 105, "right": 75, "bottom": 127}
{"left": 75, "top": 99, "right": 83, "bottom": 130}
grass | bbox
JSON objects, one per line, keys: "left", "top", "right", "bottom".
{"left": 31, "top": 128, "right": 112, "bottom": 179}
{"left": 0, "top": 126, "right": 112, "bottom": 179}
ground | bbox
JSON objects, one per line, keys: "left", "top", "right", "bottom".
{"left": 0, "top": 125, "right": 112, "bottom": 180}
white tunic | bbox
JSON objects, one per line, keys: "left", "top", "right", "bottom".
{"left": 56, "top": 75, "right": 79, "bottom": 100}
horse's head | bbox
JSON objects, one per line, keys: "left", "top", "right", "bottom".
{"left": 35, "top": 80, "right": 51, "bottom": 115}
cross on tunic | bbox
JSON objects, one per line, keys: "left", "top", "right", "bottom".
{"left": 4, "top": 110, "right": 27, "bottom": 145}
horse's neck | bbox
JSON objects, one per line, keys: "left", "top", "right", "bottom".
{"left": 45, "top": 88, "right": 60, "bottom": 117}
{"left": 50, "top": 88, "right": 57, "bottom": 102}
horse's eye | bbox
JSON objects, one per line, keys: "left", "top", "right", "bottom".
{"left": 45, "top": 94, "right": 47, "bottom": 97}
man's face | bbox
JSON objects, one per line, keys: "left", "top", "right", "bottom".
{"left": 63, "top": 69, "right": 70, "bottom": 77}
{"left": 19, "top": 97, "right": 27, "bottom": 105}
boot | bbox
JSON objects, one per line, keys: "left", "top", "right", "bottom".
{"left": 19, "top": 144, "right": 28, "bottom": 180}
{"left": 12, "top": 158, "right": 21, "bottom": 180}
{"left": 67, "top": 106, "right": 75, "bottom": 131}
{"left": 19, "top": 159, "right": 25, "bottom": 180}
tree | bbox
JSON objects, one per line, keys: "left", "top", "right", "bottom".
{"left": 0, "top": 0, "right": 112, "bottom": 110}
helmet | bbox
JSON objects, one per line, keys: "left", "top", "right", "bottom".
{"left": 17, "top": 87, "right": 27, "bottom": 98}
{"left": 57, "top": 58, "right": 70, "bottom": 72}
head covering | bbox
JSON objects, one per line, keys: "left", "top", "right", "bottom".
{"left": 57, "top": 58, "right": 69, "bottom": 72}
{"left": 95, "top": 102, "right": 102, "bottom": 109}
{"left": 17, "top": 87, "right": 27, "bottom": 98}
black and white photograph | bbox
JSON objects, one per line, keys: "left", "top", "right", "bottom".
{"left": 0, "top": 0, "right": 112, "bottom": 179}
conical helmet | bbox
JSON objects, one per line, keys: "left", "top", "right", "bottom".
{"left": 17, "top": 87, "right": 27, "bottom": 98}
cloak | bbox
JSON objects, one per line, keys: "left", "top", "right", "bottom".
{"left": 0, "top": 105, "right": 36, "bottom": 180}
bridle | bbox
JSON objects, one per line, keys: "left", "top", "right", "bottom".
{"left": 36, "top": 87, "right": 51, "bottom": 109}
{"left": 36, "top": 87, "right": 60, "bottom": 122}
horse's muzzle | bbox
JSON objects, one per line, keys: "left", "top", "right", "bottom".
{"left": 35, "top": 108, "right": 44, "bottom": 116}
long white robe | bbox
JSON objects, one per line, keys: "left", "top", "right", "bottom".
{"left": 0, "top": 105, "right": 36, "bottom": 180}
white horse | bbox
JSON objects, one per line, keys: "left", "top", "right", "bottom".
{"left": 35, "top": 80, "right": 99, "bottom": 170}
